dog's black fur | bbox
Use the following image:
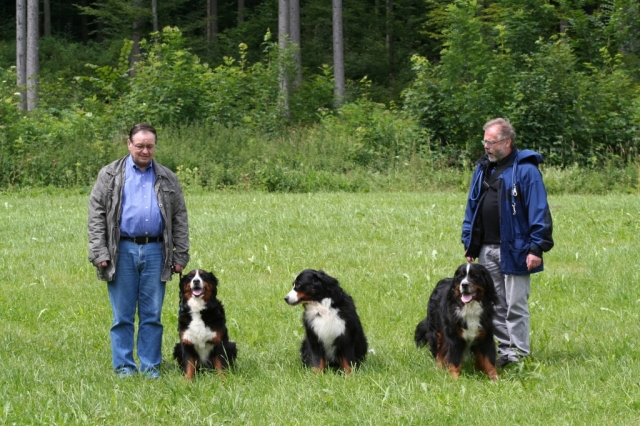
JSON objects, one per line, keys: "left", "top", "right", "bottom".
{"left": 415, "top": 263, "right": 498, "bottom": 380}
{"left": 284, "top": 269, "right": 368, "bottom": 374}
{"left": 173, "top": 269, "right": 237, "bottom": 379}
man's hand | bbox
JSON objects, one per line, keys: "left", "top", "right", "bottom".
{"left": 526, "top": 254, "right": 541, "bottom": 271}
{"left": 173, "top": 264, "right": 184, "bottom": 274}
{"left": 97, "top": 260, "right": 109, "bottom": 268}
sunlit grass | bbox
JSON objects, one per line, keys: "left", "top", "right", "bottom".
{"left": 0, "top": 192, "right": 638, "bottom": 424}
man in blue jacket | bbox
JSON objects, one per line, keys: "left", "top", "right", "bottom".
{"left": 462, "top": 118, "right": 554, "bottom": 368}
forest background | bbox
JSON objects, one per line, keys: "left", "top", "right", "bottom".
{"left": 0, "top": 0, "right": 639, "bottom": 193}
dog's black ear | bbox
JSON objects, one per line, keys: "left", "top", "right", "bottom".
{"left": 202, "top": 270, "right": 219, "bottom": 287}
{"left": 478, "top": 265, "right": 497, "bottom": 305}
{"left": 316, "top": 270, "right": 345, "bottom": 300}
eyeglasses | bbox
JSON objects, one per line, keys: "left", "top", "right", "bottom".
{"left": 131, "top": 143, "right": 156, "bottom": 151}
{"left": 482, "top": 138, "right": 506, "bottom": 147}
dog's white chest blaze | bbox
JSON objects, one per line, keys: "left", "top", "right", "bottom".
{"left": 184, "top": 298, "right": 217, "bottom": 361}
{"left": 456, "top": 300, "right": 484, "bottom": 343}
{"left": 304, "top": 298, "right": 346, "bottom": 360}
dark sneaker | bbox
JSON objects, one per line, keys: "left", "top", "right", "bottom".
{"left": 141, "top": 368, "right": 160, "bottom": 379}
{"left": 495, "top": 357, "right": 516, "bottom": 368}
{"left": 115, "top": 367, "right": 137, "bottom": 378}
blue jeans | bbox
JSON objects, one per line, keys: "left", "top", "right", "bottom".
{"left": 107, "top": 240, "right": 166, "bottom": 373}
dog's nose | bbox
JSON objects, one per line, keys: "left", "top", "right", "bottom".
{"left": 193, "top": 279, "right": 201, "bottom": 286}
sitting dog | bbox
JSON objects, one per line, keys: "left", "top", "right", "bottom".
{"left": 284, "top": 269, "right": 368, "bottom": 374}
{"left": 414, "top": 263, "right": 498, "bottom": 381}
{"left": 173, "top": 269, "right": 237, "bottom": 379}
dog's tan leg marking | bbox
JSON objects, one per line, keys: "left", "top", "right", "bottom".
{"left": 213, "top": 356, "right": 224, "bottom": 371}
{"left": 475, "top": 353, "right": 498, "bottom": 381}
{"left": 213, "top": 356, "right": 227, "bottom": 379}
{"left": 436, "top": 345, "right": 449, "bottom": 369}
{"left": 313, "top": 357, "right": 327, "bottom": 373}
{"left": 448, "top": 363, "right": 462, "bottom": 379}
{"left": 338, "top": 357, "right": 352, "bottom": 375}
{"left": 185, "top": 358, "right": 197, "bottom": 380}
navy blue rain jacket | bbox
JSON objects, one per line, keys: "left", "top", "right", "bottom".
{"left": 462, "top": 149, "right": 554, "bottom": 275}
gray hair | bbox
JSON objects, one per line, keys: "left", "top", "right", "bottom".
{"left": 483, "top": 118, "right": 516, "bottom": 143}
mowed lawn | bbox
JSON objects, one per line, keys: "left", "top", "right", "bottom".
{"left": 0, "top": 191, "right": 638, "bottom": 425}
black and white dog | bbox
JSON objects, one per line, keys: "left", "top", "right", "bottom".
{"left": 284, "top": 269, "right": 368, "bottom": 374}
{"left": 173, "top": 269, "right": 237, "bottom": 379}
{"left": 414, "top": 263, "right": 498, "bottom": 380}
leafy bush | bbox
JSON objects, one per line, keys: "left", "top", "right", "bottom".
{"left": 401, "top": 1, "right": 640, "bottom": 167}
{"left": 321, "top": 96, "right": 425, "bottom": 171}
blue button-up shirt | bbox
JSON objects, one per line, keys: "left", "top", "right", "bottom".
{"left": 120, "top": 155, "right": 164, "bottom": 238}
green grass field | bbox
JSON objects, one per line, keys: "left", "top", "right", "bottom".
{"left": 1, "top": 191, "right": 639, "bottom": 424}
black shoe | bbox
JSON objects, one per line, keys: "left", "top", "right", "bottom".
{"left": 495, "top": 357, "right": 516, "bottom": 368}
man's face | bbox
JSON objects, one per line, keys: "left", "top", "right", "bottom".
{"left": 483, "top": 125, "right": 512, "bottom": 163}
{"left": 127, "top": 130, "right": 157, "bottom": 169}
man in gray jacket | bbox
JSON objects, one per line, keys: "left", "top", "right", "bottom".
{"left": 88, "top": 123, "right": 189, "bottom": 378}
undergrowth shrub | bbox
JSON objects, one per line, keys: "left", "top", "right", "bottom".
{"left": 401, "top": 2, "right": 640, "bottom": 167}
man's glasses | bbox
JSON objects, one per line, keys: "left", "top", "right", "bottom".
{"left": 131, "top": 143, "right": 156, "bottom": 151}
{"left": 482, "top": 138, "right": 506, "bottom": 147}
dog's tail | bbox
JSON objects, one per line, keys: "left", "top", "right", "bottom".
{"left": 173, "top": 342, "right": 184, "bottom": 364}
{"left": 414, "top": 319, "right": 430, "bottom": 347}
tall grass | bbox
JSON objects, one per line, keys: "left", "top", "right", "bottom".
{"left": 0, "top": 191, "right": 639, "bottom": 424}
{"left": 3, "top": 116, "right": 638, "bottom": 194}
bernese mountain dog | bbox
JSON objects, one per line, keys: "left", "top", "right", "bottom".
{"left": 173, "top": 269, "right": 237, "bottom": 379}
{"left": 414, "top": 263, "right": 498, "bottom": 381}
{"left": 284, "top": 269, "right": 368, "bottom": 374}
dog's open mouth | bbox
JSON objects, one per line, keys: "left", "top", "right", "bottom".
{"left": 192, "top": 288, "right": 204, "bottom": 297}
{"left": 461, "top": 292, "right": 476, "bottom": 304}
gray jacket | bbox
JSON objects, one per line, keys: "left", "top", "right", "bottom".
{"left": 88, "top": 155, "right": 190, "bottom": 282}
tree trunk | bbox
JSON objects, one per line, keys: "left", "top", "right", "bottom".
{"left": 238, "top": 0, "right": 244, "bottom": 24}
{"left": 207, "top": 0, "right": 218, "bottom": 44}
{"left": 333, "top": 0, "right": 345, "bottom": 107}
{"left": 129, "top": 0, "right": 144, "bottom": 77}
{"left": 289, "top": 0, "right": 302, "bottom": 88}
{"left": 16, "top": 0, "right": 27, "bottom": 110}
{"left": 152, "top": 0, "right": 158, "bottom": 32}
{"left": 278, "top": 0, "right": 290, "bottom": 118}
{"left": 43, "top": 0, "right": 51, "bottom": 37}
{"left": 81, "top": 0, "right": 89, "bottom": 41}
{"left": 96, "top": 21, "right": 104, "bottom": 43}
{"left": 386, "top": 0, "right": 394, "bottom": 96}
{"left": 26, "top": 0, "right": 39, "bottom": 111}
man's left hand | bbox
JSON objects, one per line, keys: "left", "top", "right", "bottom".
{"left": 526, "top": 254, "right": 542, "bottom": 271}
{"left": 173, "top": 264, "right": 184, "bottom": 274}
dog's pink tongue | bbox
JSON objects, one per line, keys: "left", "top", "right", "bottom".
{"left": 461, "top": 293, "right": 474, "bottom": 303}
{"left": 192, "top": 289, "right": 203, "bottom": 297}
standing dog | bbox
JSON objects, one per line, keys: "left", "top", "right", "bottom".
{"left": 173, "top": 269, "right": 237, "bottom": 379}
{"left": 414, "top": 263, "right": 498, "bottom": 380}
{"left": 284, "top": 269, "right": 368, "bottom": 374}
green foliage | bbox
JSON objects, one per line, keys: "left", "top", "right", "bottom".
{"left": 199, "top": 40, "right": 281, "bottom": 129}
{"left": 76, "top": 39, "right": 133, "bottom": 103}
{"left": 321, "top": 94, "right": 425, "bottom": 172}
{"left": 0, "top": 72, "right": 120, "bottom": 189}
{"left": 507, "top": 38, "right": 582, "bottom": 160}
{"left": 118, "top": 27, "right": 209, "bottom": 125}
{"left": 402, "top": 0, "right": 640, "bottom": 167}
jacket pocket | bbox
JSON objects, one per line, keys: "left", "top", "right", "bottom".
{"left": 507, "top": 238, "right": 529, "bottom": 271}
